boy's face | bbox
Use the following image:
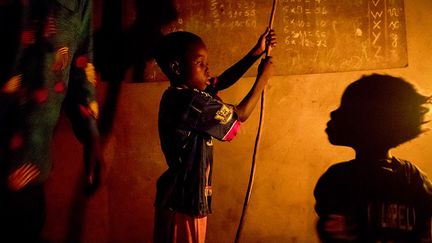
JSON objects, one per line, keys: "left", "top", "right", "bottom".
{"left": 181, "top": 42, "right": 211, "bottom": 91}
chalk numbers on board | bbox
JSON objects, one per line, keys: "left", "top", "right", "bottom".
{"left": 209, "top": 0, "right": 258, "bottom": 29}
{"left": 281, "top": 0, "right": 329, "bottom": 49}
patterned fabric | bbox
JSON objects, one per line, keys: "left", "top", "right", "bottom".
{"left": 0, "top": 0, "right": 97, "bottom": 190}
{"left": 156, "top": 85, "right": 240, "bottom": 216}
{"left": 314, "top": 157, "right": 432, "bottom": 242}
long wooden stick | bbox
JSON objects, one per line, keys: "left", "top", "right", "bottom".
{"left": 265, "top": 0, "right": 277, "bottom": 57}
{"left": 234, "top": 1, "right": 277, "bottom": 242}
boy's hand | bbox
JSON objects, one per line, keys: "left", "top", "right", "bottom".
{"left": 322, "top": 214, "right": 357, "bottom": 241}
{"left": 252, "top": 28, "right": 277, "bottom": 56}
{"left": 258, "top": 56, "right": 274, "bottom": 82}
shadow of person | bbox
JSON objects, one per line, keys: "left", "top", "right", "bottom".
{"left": 314, "top": 74, "right": 432, "bottom": 242}
{"left": 94, "top": 0, "right": 178, "bottom": 142}
{"left": 124, "top": 0, "right": 178, "bottom": 82}
{"left": 63, "top": 1, "right": 178, "bottom": 240}
{"left": 326, "top": 74, "right": 430, "bottom": 150}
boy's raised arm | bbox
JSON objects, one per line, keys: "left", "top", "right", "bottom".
{"left": 234, "top": 56, "right": 273, "bottom": 122}
{"left": 215, "top": 28, "right": 276, "bottom": 91}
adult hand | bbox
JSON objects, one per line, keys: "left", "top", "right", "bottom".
{"left": 83, "top": 140, "right": 107, "bottom": 196}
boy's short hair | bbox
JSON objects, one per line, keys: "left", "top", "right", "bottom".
{"left": 343, "top": 74, "right": 431, "bottom": 147}
{"left": 155, "top": 31, "right": 204, "bottom": 86}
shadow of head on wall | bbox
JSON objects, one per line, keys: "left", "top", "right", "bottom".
{"left": 326, "top": 74, "right": 431, "bottom": 151}
{"left": 94, "top": 0, "right": 178, "bottom": 83}
{"left": 94, "top": 0, "right": 178, "bottom": 139}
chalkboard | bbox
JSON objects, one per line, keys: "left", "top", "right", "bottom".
{"left": 140, "top": 0, "right": 407, "bottom": 81}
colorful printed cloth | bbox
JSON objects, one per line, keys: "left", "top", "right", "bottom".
{"left": 0, "top": 0, "right": 98, "bottom": 190}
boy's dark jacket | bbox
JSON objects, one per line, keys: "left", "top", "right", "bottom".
{"left": 156, "top": 83, "right": 240, "bottom": 216}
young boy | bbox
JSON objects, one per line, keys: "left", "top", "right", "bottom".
{"left": 153, "top": 29, "right": 276, "bottom": 242}
{"left": 314, "top": 74, "right": 432, "bottom": 242}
